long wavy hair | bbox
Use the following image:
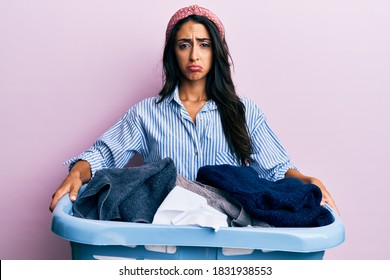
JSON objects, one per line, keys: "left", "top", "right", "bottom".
{"left": 158, "top": 15, "right": 253, "bottom": 165}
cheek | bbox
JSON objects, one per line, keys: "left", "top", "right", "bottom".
{"left": 175, "top": 52, "right": 187, "bottom": 68}
{"left": 205, "top": 53, "right": 213, "bottom": 69}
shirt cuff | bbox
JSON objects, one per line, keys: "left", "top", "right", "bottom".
{"left": 64, "top": 151, "right": 104, "bottom": 178}
{"left": 273, "top": 162, "right": 299, "bottom": 181}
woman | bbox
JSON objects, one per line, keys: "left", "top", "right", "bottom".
{"left": 49, "top": 5, "right": 339, "bottom": 214}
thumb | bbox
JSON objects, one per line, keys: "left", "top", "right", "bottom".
{"left": 69, "top": 183, "right": 82, "bottom": 202}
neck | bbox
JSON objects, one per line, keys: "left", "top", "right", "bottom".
{"left": 179, "top": 79, "right": 208, "bottom": 101}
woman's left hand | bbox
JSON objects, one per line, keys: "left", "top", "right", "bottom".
{"left": 308, "top": 177, "right": 340, "bottom": 215}
{"left": 285, "top": 169, "right": 340, "bottom": 216}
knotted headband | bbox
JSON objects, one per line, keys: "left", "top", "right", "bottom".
{"left": 166, "top": 5, "right": 225, "bottom": 40}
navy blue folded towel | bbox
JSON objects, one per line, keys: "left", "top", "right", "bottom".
{"left": 196, "top": 165, "right": 333, "bottom": 227}
{"left": 72, "top": 158, "right": 177, "bottom": 223}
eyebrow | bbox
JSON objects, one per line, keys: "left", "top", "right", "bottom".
{"left": 176, "top": 38, "right": 211, "bottom": 43}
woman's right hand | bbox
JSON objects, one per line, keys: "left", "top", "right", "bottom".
{"left": 49, "top": 160, "right": 91, "bottom": 212}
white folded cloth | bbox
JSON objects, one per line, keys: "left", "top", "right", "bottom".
{"left": 152, "top": 186, "right": 228, "bottom": 232}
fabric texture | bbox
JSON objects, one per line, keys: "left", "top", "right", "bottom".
{"left": 196, "top": 165, "right": 334, "bottom": 227}
{"left": 65, "top": 86, "right": 297, "bottom": 182}
{"left": 72, "top": 158, "right": 177, "bottom": 223}
{"left": 175, "top": 175, "right": 270, "bottom": 227}
{"left": 166, "top": 5, "right": 225, "bottom": 40}
{"left": 152, "top": 186, "right": 228, "bottom": 231}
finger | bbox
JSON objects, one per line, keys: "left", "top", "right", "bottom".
{"left": 331, "top": 202, "right": 341, "bottom": 216}
{"left": 321, "top": 197, "right": 340, "bottom": 216}
{"left": 69, "top": 190, "right": 78, "bottom": 202}
{"left": 69, "top": 182, "right": 82, "bottom": 202}
{"left": 49, "top": 182, "right": 72, "bottom": 212}
{"left": 49, "top": 191, "right": 66, "bottom": 212}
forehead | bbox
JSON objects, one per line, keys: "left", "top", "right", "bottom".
{"left": 175, "top": 21, "right": 210, "bottom": 39}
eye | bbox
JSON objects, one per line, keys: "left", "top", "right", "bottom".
{"left": 178, "top": 43, "right": 191, "bottom": 49}
{"left": 200, "top": 43, "right": 211, "bottom": 48}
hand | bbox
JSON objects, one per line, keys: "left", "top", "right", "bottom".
{"left": 309, "top": 177, "right": 340, "bottom": 216}
{"left": 49, "top": 172, "right": 83, "bottom": 212}
{"left": 49, "top": 160, "right": 91, "bottom": 212}
{"left": 285, "top": 169, "right": 340, "bottom": 216}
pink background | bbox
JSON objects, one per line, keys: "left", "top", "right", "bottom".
{"left": 1, "top": 0, "right": 389, "bottom": 260}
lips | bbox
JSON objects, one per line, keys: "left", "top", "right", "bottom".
{"left": 187, "top": 65, "right": 203, "bottom": 72}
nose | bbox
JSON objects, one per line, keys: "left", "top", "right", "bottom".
{"left": 190, "top": 45, "right": 200, "bottom": 62}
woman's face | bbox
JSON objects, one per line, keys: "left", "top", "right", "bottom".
{"left": 174, "top": 21, "right": 213, "bottom": 83}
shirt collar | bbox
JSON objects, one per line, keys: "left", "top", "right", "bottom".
{"left": 166, "top": 85, "right": 218, "bottom": 110}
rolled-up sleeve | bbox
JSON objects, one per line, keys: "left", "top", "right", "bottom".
{"left": 65, "top": 107, "right": 144, "bottom": 177}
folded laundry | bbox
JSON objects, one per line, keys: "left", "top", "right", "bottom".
{"left": 196, "top": 164, "right": 334, "bottom": 227}
{"left": 152, "top": 186, "right": 228, "bottom": 231}
{"left": 175, "top": 175, "right": 271, "bottom": 227}
{"left": 72, "top": 157, "right": 177, "bottom": 223}
{"left": 72, "top": 158, "right": 330, "bottom": 228}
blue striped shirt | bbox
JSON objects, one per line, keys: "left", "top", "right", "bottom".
{"left": 66, "top": 87, "right": 297, "bottom": 181}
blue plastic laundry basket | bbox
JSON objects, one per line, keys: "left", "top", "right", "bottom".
{"left": 51, "top": 194, "right": 345, "bottom": 260}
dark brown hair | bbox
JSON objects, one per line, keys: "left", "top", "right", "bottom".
{"left": 158, "top": 15, "right": 253, "bottom": 164}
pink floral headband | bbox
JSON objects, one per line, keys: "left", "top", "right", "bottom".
{"left": 166, "top": 5, "right": 225, "bottom": 40}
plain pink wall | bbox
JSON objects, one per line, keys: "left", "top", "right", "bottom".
{"left": 1, "top": 0, "right": 389, "bottom": 259}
